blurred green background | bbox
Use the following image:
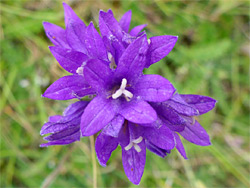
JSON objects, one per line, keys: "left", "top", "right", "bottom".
{"left": 1, "top": 0, "right": 249, "bottom": 187}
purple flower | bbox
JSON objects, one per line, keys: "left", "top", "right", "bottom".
{"left": 42, "top": 4, "right": 178, "bottom": 102}
{"left": 95, "top": 93, "right": 216, "bottom": 184}
{"left": 40, "top": 101, "right": 88, "bottom": 147}
{"left": 95, "top": 120, "right": 175, "bottom": 185}
{"left": 80, "top": 34, "right": 176, "bottom": 136}
{"left": 41, "top": 3, "right": 217, "bottom": 186}
{"left": 99, "top": 9, "right": 178, "bottom": 68}
{"left": 150, "top": 93, "right": 217, "bottom": 159}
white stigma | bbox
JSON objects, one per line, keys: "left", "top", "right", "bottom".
{"left": 112, "top": 78, "right": 133, "bottom": 101}
{"left": 125, "top": 136, "right": 143, "bottom": 152}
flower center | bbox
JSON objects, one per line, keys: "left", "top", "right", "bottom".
{"left": 112, "top": 78, "right": 133, "bottom": 101}
{"left": 124, "top": 136, "right": 143, "bottom": 152}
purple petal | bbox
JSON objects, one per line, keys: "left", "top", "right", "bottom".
{"left": 180, "top": 120, "right": 211, "bottom": 146}
{"left": 122, "top": 32, "right": 137, "bottom": 46}
{"left": 63, "top": 101, "right": 89, "bottom": 116}
{"left": 40, "top": 122, "right": 54, "bottom": 134}
{"left": 99, "top": 10, "right": 123, "bottom": 41}
{"left": 95, "top": 133, "right": 118, "bottom": 167}
{"left": 84, "top": 59, "right": 112, "bottom": 92}
{"left": 146, "top": 141, "right": 168, "bottom": 158}
{"left": 120, "top": 100, "right": 157, "bottom": 124}
{"left": 121, "top": 139, "right": 146, "bottom": 185}
{"left": 40, "top": 138, "right": 78, "bottom": 147}
{"left": 63, "top": 2, "right": 86, "bottom": 27}
{"left": 102, "top": 115, "right": 124, "bottom": 137}
{"left": 161, "top": 117, "right": 185, "bottom": 132}
{"left": 142, "top": 117, "right": 164, "bottom": 128}
{"left": 84, "top": 22, "right": 108, "bottom": 61}
{"left": 119, "top": 10, "right": 132, "bottom": 33}
{"left": 49, "top": 46, "right": 88, "bottom": 74}
{"left": 167, "top": 93, "right": 199, "bottom": 116}
{"left": 102, "top": 36, "right": 115, "bottom": 57}
{"left": 81, "top": 96, "right": 116, "bottom": 136}
{"left": 99, "top": 11, "right": 125, "bottom": 63}
{"left": 115, "top": 34, "right": 148, "bottom": 81}
{"left": 66, "top": 19, "right": 87, "bottom": 53}
{"left": 43, "top": 22, "right": 69, "bottom": 48}
{"left": 130, "top": 24, "right": 147, "bottom": 36}
{"left": 180, "top": 94, "right": 217, "bottom": 115}
{"left": 146, "top": 35, "right": 178, "bottom": 68}
{"left": 151, "top": 103, "right": 186, "bottom": 125}
{"left": 144, "top": 125, "right": 175, "bottom": 150}
{"left": 42, "top": 75, "right": 94, "bottom": 100}
{"left": 44, "top": 127, "right": 79, "bottom": 141}
{"left": 49, "top": 115, "right": 62, "bottom": 122}
{"left": 118, "top": 121, "right": 130, "bottom": 147}
{"left": 118, "top": 122, "right": 146, "bottom": 185}
{"left": 173, "top": 133, "right": 187, "bottom": 159}
{"left": 134, "top": 75, "right": 175, "bottom": 102}
{"left": 40, "top": 118, "right": 79, "bottom": 135}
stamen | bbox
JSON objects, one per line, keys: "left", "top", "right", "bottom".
{"left": 123, "top": 90, "right": 133, "bottom": 99}
{"left": 112, "top": 89, "right": 123, "bottom": 99}
{"left": 121, "top": 78, "right": 127, "bottom": 90}
{"left": 124, "top": 136, "right": 143, "bottom": 153}
{"left": 134, "top": 145, "right": 141, "bottom": 152}
{"left": 112, "top": 78, "right": 133, "bottom": 101}
{"left": 133, "top": 136, "right": 143, "bottom": 144}
{"left": 147, "top": 39, "right": 151, "bottom": 45}
{"left": 124, "top": 142, "right": 133, "bottom": 151}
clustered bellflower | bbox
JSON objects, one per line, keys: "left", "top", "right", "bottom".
{"left": 41, "top": 3, "right": 217, "bottom": 185}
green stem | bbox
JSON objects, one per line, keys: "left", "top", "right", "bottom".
{"left": 90, "top": 136, "right": 97, "bottom": 188}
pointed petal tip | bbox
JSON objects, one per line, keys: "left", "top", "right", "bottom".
{"left": 42, "top": 21, "right": 48, "bottom": 26}
{"left": 40, "top": 130, "right": 46, "bottom": 136}
{"left": 80, "top": 128, "right": 93, "bottom": 137}
{"left": 42, "top": 22, "right": 52, "bottom": 30}
{"left": 62, "top": 2, "right": 70, "bottom": 8}
{"left": 39, "top": 143, "right": 48, "bottom": 148}
{"left": 99, "top": 10, "right": 106, "bottom": 16}
{"left": 41, "top": 92, "right": 48, "bottom": 99}
{"left": 97, "top": 160, "right": 107, "bottom": 167}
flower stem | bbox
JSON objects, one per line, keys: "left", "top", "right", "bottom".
{"left": 90, "top": 135, "right": 97, "bottom": 188}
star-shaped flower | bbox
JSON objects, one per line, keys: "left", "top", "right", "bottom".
{"left": 95, "top": 93, "right": 216, "bottom": 184}
{"left": 95, "top": 120, "right": 175, "bottom": 185}
{"left": 41, "top": 3, "right": 217, "bottom": 186}
{"left": 81, "top": 34, "right": 176, "bottom": 136}
{"left": 40, "top": 101, "right": 88, "bottom": 147}
{"left": 99, "top": 9, "right": 178, "bottom": 69}
{"left": 150, "top": 93, "right": 217, "bottom": 159}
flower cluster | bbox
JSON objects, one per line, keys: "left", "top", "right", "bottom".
{"left": 41, "top": 3, "right": 216, "bottom": 185}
